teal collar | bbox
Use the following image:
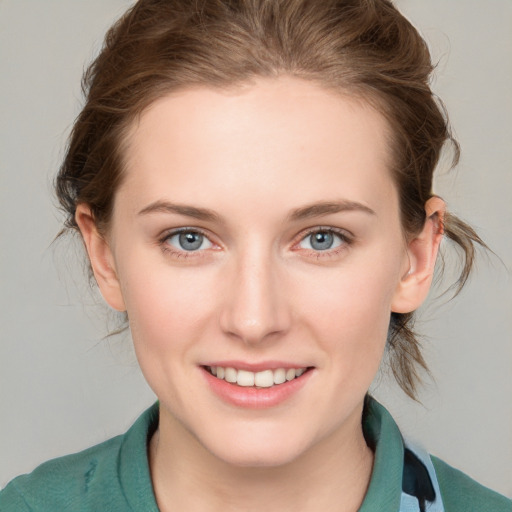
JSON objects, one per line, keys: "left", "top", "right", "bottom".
{"left": 116, "top": 398, "right": 442, "bottom": 512}
{"left": 359, "top": 397, "right": 405, "bottom": 511}
{"left": 118, "top": 402, "right": 160, "bottom": 511}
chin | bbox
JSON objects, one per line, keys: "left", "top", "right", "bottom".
{"left": 197, "top": 424, "right": 316, "bottom": 469}
{"left": 214, "top": 444, "right": 307, "bottom": 469}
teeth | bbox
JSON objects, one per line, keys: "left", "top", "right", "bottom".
{"left": 237, "top": 369, "right": 255, "bottom": 387}
{"left": 207, "top": 366, "right": 308, "bottom": 387}
{"left": 286, "top": 368, "right": 296, "bottom": 381}
{"left": 254, "top": 369, "right": 273, "bottom": 388}
{"left": 225, "top": 367, "right": 237, "bottom": 383}
{"left": 273, "top": 368, "right": 286, "bottom": 385}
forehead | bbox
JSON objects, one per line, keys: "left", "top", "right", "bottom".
{"left": 119, "top": 76, "right": 397, "bottom": 219}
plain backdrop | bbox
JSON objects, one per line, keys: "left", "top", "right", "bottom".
{"left": 1, "top": 0, "right": 511, "bottom": 498}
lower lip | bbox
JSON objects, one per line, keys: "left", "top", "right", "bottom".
{"left": 201, "top": 367, "right": 313, "bottom": 409}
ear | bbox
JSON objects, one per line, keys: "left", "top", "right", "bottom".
{"left": 391, "top": 197, "right": 445, "bottom": 313}
{"left": 75, "top": 204, "right": 126, "bottom": 312}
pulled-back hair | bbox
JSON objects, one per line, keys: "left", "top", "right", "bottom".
{"left": 55, "top": 0, "right": 484, "bottom": 399}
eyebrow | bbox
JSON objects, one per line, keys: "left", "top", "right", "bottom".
{"left": 138, "top": 201, "right": 221, "bottom": 222}
{"left": 288, "top": 200, "right": 376, "bottom": 221}
{"left": 137, "top": 199, "right": 375, "bottom": 222}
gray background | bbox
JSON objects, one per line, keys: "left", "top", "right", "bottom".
{"left": 1, "top": 0, "right": 511, "bottom": 498}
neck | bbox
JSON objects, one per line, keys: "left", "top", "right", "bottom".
{"left": 149, "top": 405, "right": 374, "bottom": 512}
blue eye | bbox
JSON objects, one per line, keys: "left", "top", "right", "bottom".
{"left": 166, "top": 230, "right": 213, "bottom": 252}
{"left": 299, "top": 230, "right": 344, "bottom": 251}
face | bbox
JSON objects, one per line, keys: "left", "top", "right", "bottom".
{"left": 86, "top": 77, "right": 427, "bottom": 467}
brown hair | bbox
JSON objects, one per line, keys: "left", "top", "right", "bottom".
{"left": 55, "top": 0, "right": 485, "bottom": 399}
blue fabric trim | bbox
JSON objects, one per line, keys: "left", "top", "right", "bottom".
{"left": 400, "top": 439, "right": 445, "bottom": 512}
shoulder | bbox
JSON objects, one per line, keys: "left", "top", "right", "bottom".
{"left": 431, "top": 456, "right": 512, "bottom": 512}
{"left": 0, "top": 435, "right": 127, "bottom": 512}
{"left": 0, "top": 402, "right": 159, "bottom": 512}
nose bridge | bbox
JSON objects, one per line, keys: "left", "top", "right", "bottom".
{"left": 220, "top": 240, "right": 290, "bottom": 344}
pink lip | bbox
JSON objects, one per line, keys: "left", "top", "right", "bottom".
{"left": 202, "top": 360, "right": 307, "bottom": 372}
{"left": 200, "top": 365, "right": 313, "bottom": 409}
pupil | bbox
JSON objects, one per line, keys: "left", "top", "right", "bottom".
{"left": 311, "top": 231, "right": 333, "bottom": 250}
{"left": 179, "top": 232, "right": 202, "bottom": 251}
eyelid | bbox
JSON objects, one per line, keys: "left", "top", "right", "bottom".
{"left": 296, "top": 225, "right": 353, "bottom": 242}
{"left": 158, "top": 227, "right": 219, "bottom": 257}
{"left": 157, "top": 225, "right": 354, "bottom": 259}
{"left": 169, "top": 231, "right": 213, "bottom": 250}
{"left": 292, "top": 226, "right": 354, "bottom": 255}
{"left": 159, "top": 226, "right": 211, "bottom": 241}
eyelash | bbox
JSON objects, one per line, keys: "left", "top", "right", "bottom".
{"left": 158, "top": 226, "right": 354, "bottom": 260}
{"left": 294, "top": 226, "right": 353, "bottom": 259}
{"left": 159, "top": 227, "right": 214, "bottom": 259}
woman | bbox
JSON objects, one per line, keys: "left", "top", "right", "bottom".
{"left": 1, "top": 0, "right": 510, "bottom": 510}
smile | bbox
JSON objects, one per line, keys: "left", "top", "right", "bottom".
{"left": 205, "top": 366, "right": 308, "bottom": 388}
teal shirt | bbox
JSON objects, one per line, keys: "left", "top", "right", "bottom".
{"left": 1, "top": 398, "right": 510, "bottom": 511}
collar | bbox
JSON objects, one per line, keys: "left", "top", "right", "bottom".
{"left": 118, "top": 402, "right": 160, "bottom": 511}
{"left": 361, "top": 396, "right": 445, "bottom": 512}
{"left": 116, "top": 398, "right": 444, "bottom": 512}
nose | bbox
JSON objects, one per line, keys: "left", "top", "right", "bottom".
{"left": 219, "top": 247, "right": 291, "bottom": 346}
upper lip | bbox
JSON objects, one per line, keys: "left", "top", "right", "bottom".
{"left": 201, "top": 361, "right": 311, "bottom": 372}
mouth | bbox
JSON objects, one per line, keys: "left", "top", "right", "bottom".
{"left": 201, "top": 363, "right": 314, "bottom": 408}
{"left": 204, "top": 365, "right": 310, "bottom": 388}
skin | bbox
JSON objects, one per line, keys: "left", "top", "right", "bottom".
{"left": 76, "top": 76, "right": 444, "bottom": 512}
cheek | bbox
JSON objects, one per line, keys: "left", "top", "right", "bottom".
{"left": 118, "top": 258, "right": 218, "bottom": 356}
{"left": 294, "top": 249, "right": 401, "bottom": 367}
{"left": 118, "top": 261, "right": 222, "bottom": 410}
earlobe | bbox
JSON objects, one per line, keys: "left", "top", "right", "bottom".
{"left": 75, "top": 204, "right": 126, "bottom": 312}
{"left": 391, "top": 197, "right": 445, "bottom": 314}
